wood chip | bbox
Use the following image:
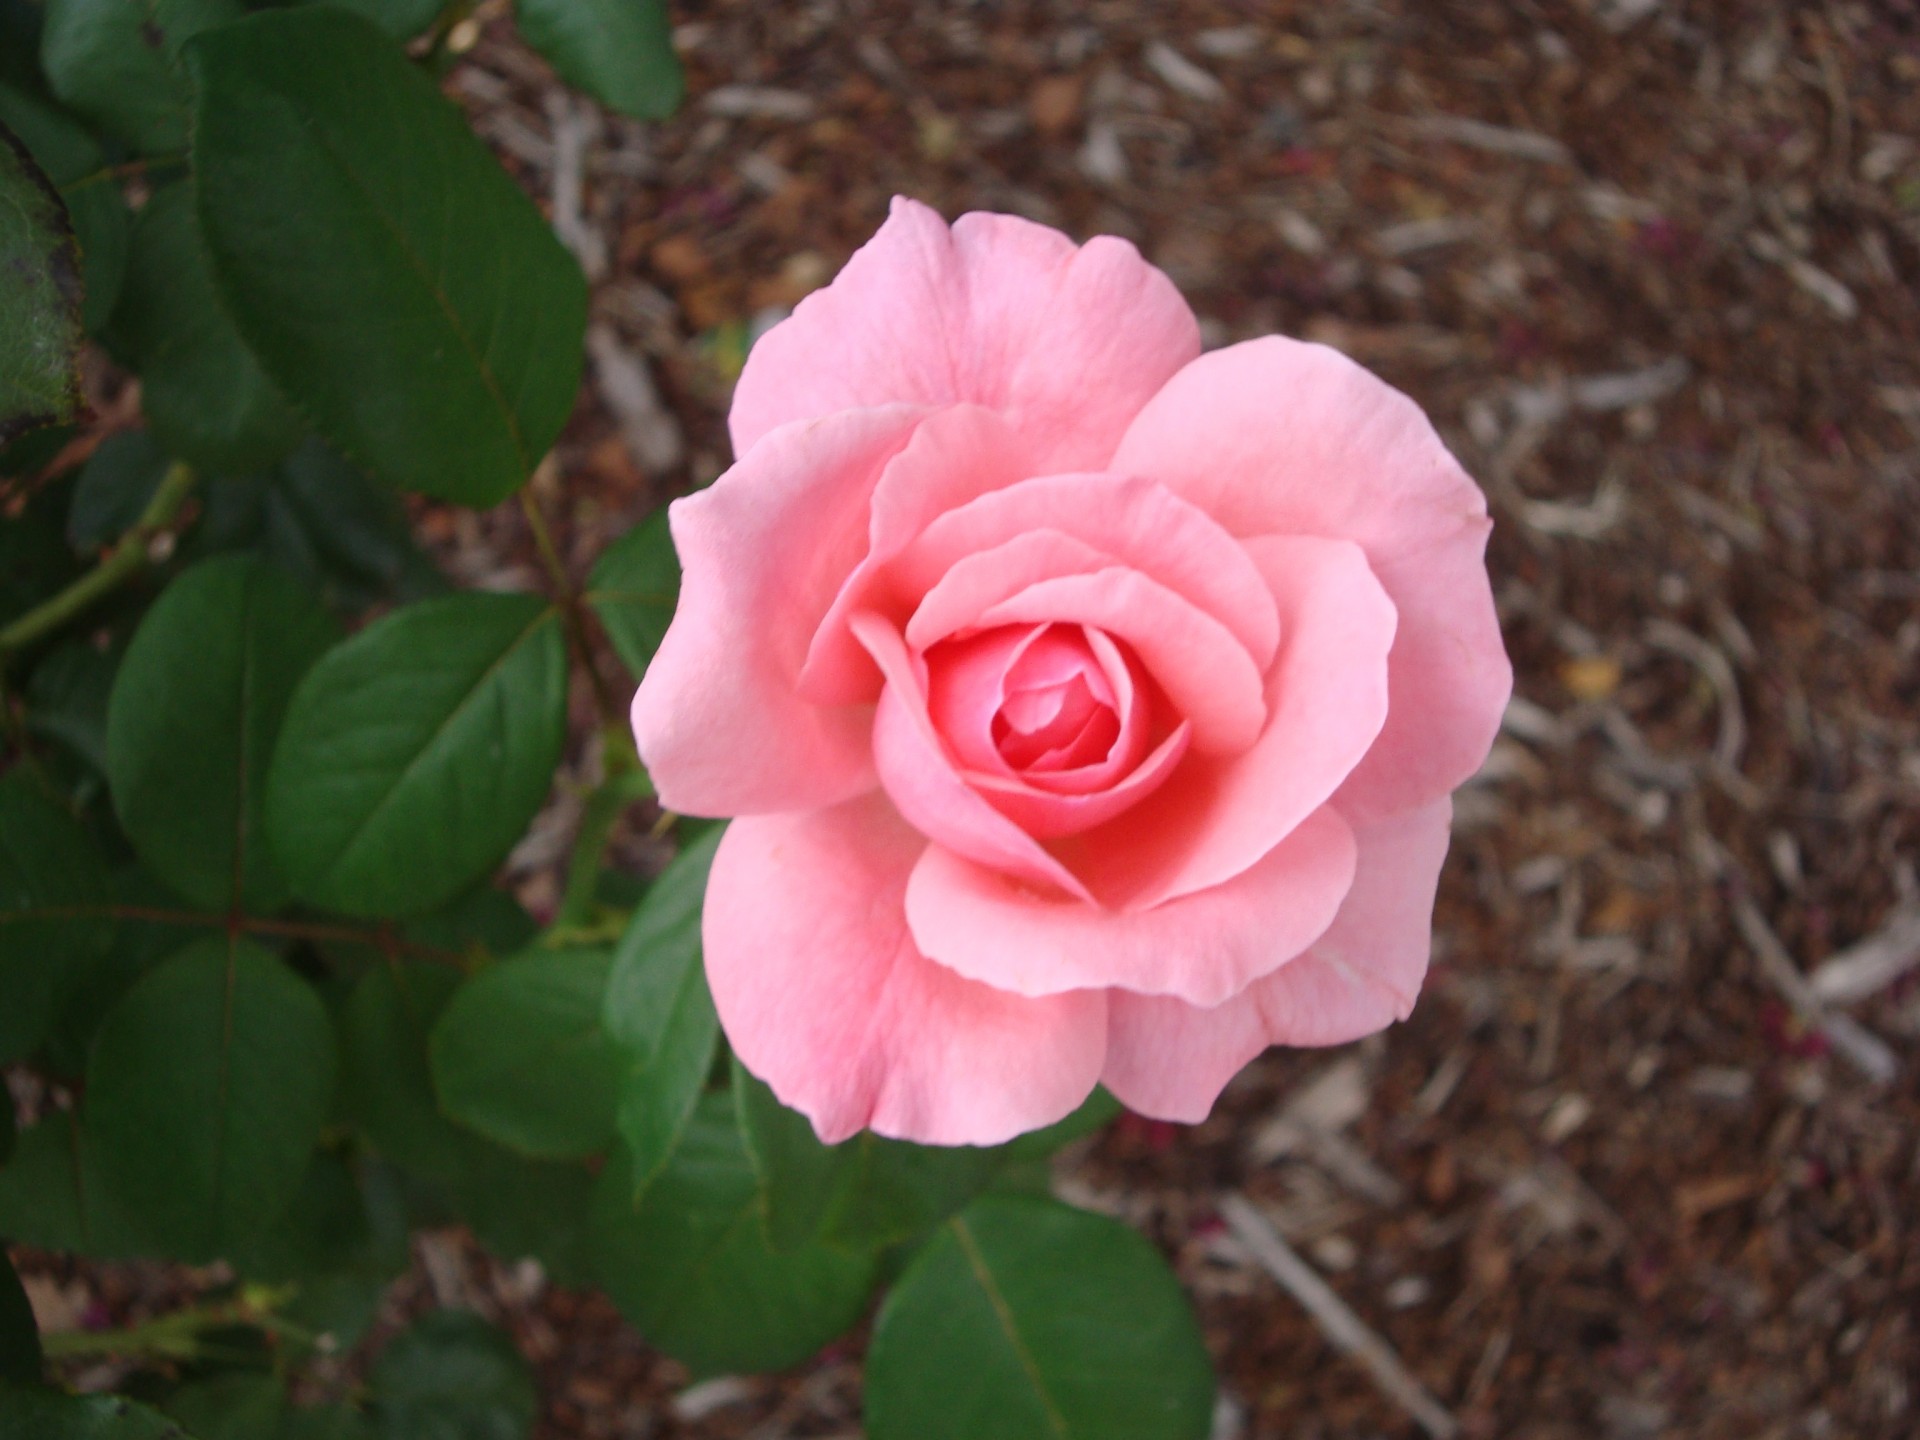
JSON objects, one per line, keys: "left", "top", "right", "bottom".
{"left": 1416, "top": 115, "right": 1573, "bottom": 165}
{"left": 1730, "top": 895, "right": 1899, "bottom": 1084}
{"left": 1809, "top": 904, "right": 1920, "bottom": 1005}
{"left": 1220, "top": 1194, "right": 1461, "bottom": 1440}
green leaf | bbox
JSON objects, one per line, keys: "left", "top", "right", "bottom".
{"left": 112, "top": 182, "right": 301, "bottom": 474}
{"left": 583, "top": 509, "right": 677, "bottom": 684}
{"left": 84, "top": 936, "right": 338, "bottom": 1260}
{"left": 0, "top": 771, "right": 114, "bottom": 1063}
{"left": 515, "top": 0, "right": 683, "bottom": 121}
{"left": 190, "top": 441, "right": 444, "bottom": 613}
{"left": 367, "top": 1310, "right": 537, "bottom": 1440}
{"left": 39, "top": 0, "right": 241, "bottom": 152}
{"left": 163, "top": 1377, "right": 285, "bottom": 1440}
{"left": 867, "top": 1195, "right": 1215, "bottom": 1440}
{"left": 0, "top": 1111, "right": 146, "bottom": 1258}
{"left": 0, "top": 83, "right": 130, "bottom": 333}
{"left": 0, "top": 1251, "right": 40, "bottom": 1386}
{"left": 589, "top": 1095, "right": 878, "bottom": 1377}
{"left": 0, "top": 119, "right": 82, "bottom": 447}
{"left": 731, "top": 1059, "right": 854, "bottom": 1253}
{"left": 67, "top": 429, "right": 167, "bottom": 552}
{"left": 603, "top": 826, "right": 720, "bottom": 1193}
{"left": 731, "top": 1061, "right": 1006, "bottom": 1252}
{"left": 264, "top": 592, "right": 567, "bottom": 919}
{"left": 0, "top": 1094, "right": 12, "bottom": 1165}
{"left": 108, "top": 555, "right": 338, "bottom": 913}
{"left": 430, "top": 948, "right": 624, "bottom": 1160}
{"left": 188, "top": 7, "right": 588, "bottom": 506}
{"left": 339, "top": 961, "right": 471, "bottom": 1183}
{"left": 0, "top": 1385, "right": 201, "bottom": 1438}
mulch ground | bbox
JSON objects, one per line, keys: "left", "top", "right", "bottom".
{"left": 18, "top": 2, "right": 1920, "bottom": 1437}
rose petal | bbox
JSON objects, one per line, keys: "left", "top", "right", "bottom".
{"left": 1100, "top": 798, "right": 1454, "bottom": 1122}
{"left": 631, "top": 406, "right": 926, "bottom": 815}
{"left": 706, "top": 795, "right": 1109, "bottom": 1146}
{"left": 1061, "top": 535, "right": 1394, "bottom": 908}
{"left": 962, "top": 722, "right": 1189, "bottom": 839}
{"left": 910, "top": 555, "right": 1269, "bottom": 756}
{"left": 892, "top": 472, "right": 1280, "bottom": 672}
{"left": 854, "top": 612, "right": 1096, "bottom": 901}
{"left": 907, "top": 805, "right": 1355, "bottom": 1005}
{"left": 1110, "top": 337, "right": 1511, "bottom": 817}
{"left": 800, "top": 405, "right": 1045, "bottom": 706}
{"left": 732, "top": 197, "right": 1200, "bottom": 473}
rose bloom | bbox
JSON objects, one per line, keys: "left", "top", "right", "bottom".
{"left": 632, "top": 198, "right": 1511, "bottom": 1147}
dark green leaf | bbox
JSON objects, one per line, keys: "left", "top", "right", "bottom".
{"left": 1003, "top": 1086, "right": 1122, "bottom": 1162}
{"left": 515, "top": 0, "right": 682, "bottom": 121}
{"left": 339, "top": 961, "right": 470, "bottom": 1183}
{"left": 0, "top": 119, "right": 82, "bottom": 447}
{"left": 583, "top": 509, "right": 677, "bottom": 684}
{"left": 85, "top": 936, "right": 338, "bottom": 1260}
{"left": 264, "top": 592, "right": 566, "bottom": 919}
{"left": 39, "top": 867, "right": 209, "bottom": 1080}
{"left": 589, "top": 1095, "right": 878, "bottom": 1377}
{"left": 0, "top": 1252, "right": 39, "bottom": 1385}
{"left": 0, "top": 1111, "right": 145, "bottom": 1258}
{"left": 163, "top": 1376, "right": 285, "bottom": 1440}
{"left": 281, "top": 1406, "right": 374, "bottom": 1440}
{"left": 0, "top": 83, "right": 129, "bottom": 332}
{"left": 228, "top": 1151, "right": 404, "bottom": 1352}
{"left": 0, "top": 771, "right": 114, "bottom": 1063}
{"left": 113, "top": 182, "right": 301, "bottom": 474}
{"left": 190, "top": 441, "right": 443, "bottom": 613}
{"left": 0, "top": 1384, "right": 200, "bottom": 1438}
{"left": 107, "top": 555, "right": 338, "bottom": 912}
{"left": 448, "top": 1147, "right": 596, "bottom": 1290}
{"left": 0, "top": 467, "right": 80, "bottom": 630}
{"left": 309, "top": 0, "right": 442, "bottom": 40}
{"left": 367, "top": 1310, "right": 536, "bottom": 1440}
{"left": 189, "top": 7, "right": 588, "bottom": 506}
{"left": 431, "top": 948, "right": 624, "bottom": 1160}
{"left": 0, "top": 1095, "right": 12, "bottom": 1165}
{"left": 402, "top": 886, "right": 536, "bottom": 962}
{"left": 67, "top": 430, "right": 166, "bottom": 552}
{"left": 39, "top": 0, "right": 240, "bottom": 152}
{"left": 865, "top": 1195, "right": 1215, "bottom": 1440}
{"left": 603, "top": 826, "right": 720, "bottom": 1193}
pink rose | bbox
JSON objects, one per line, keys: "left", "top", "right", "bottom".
{"left": 632, "top": 198, "right": 1511, "bottom": 1146}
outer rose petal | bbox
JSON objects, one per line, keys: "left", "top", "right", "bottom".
{"left": 801, "top": 405, "right": 1046, "bottom": 705}
{"left": 1065, "top": 535, "right": 1395, "bottom": 909}
{"left": 1110, "top": 337, "right": 1511, "bottom": 818}
{"left": 705, "top": 796, "right": 1108, "bottom": 1146}
{"left": 1100, "top": 798, "right": 1454, "bottom": 1123}
{"left": 905, "top": 805, "right": 1357, "bottom": 1006}
{"left": 732, "top": 197, "right": 1201, "bottom": 473}
{"left": 632, "top": 406, "right": 925, "bottom": 815}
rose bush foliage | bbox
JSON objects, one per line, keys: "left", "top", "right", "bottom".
{"left": 636, "top": 198, "right": 1512, "bottom": 1147}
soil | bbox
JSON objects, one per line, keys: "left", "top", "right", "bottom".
{"left": 16, "top": 2, "right": 1920, "bottom": 1437}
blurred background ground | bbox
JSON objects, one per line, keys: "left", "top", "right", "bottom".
{"left": 23, "top": 0, "right": 1920, "bottom": 1437}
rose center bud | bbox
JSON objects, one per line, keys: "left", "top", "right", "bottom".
{"left": 992, "top": 656, "right": 1120, "bottom": 772}
{"left": 925, "top": 621, "right": 1156, "bottom": 797}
